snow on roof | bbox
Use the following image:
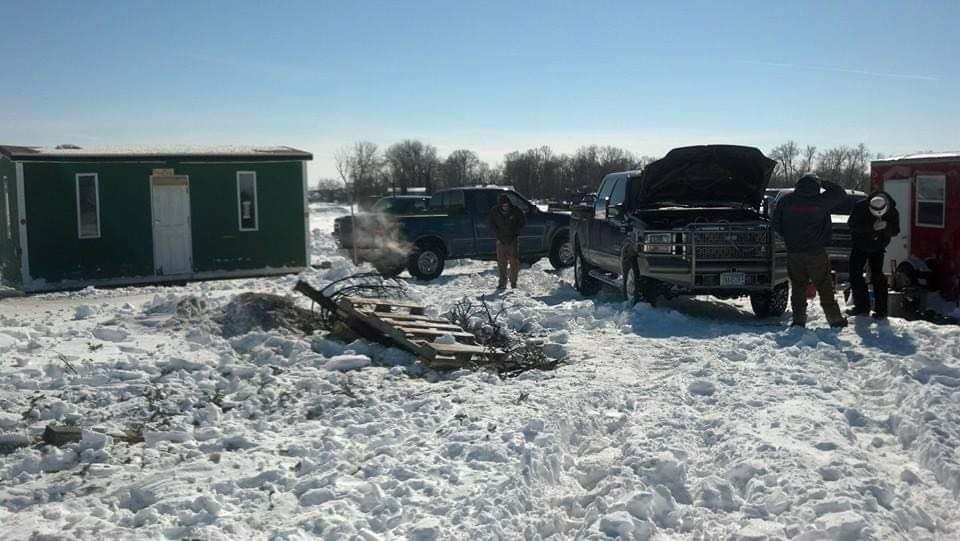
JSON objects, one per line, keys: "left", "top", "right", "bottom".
{"left": 0, "top": 145, "right": 313, "bottom": 161}
{"left": 873, "top": 152, "right": 960, "bottom": 163}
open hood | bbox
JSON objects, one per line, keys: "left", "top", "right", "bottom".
{"left": 631, "top": 145, "right": 775, "bottom": 209}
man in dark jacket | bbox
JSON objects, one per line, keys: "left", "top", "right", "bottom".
{"left": 846, "top": 193, "right": 900, "bottom": 319}
{"left": 772, "top": 173, "right": 848, "bottom": 328}
{"left": 488, "top": 193, "right": 527, "bottom": 289}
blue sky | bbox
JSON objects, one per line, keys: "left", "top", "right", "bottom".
{"left": 1, "top": 0, "right": 957, "bottom": 182}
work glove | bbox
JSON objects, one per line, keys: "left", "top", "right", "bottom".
{"left": 873, "top": 220, "right": 886, "bottom": 231}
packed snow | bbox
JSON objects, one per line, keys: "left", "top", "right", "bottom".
{"left": 1, "top": 203, "right": 959, "bottom": 540}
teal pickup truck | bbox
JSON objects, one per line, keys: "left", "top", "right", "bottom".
{"left": 333, "top": 187, "right": 574, "bottom": 280}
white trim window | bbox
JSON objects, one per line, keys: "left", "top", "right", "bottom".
{"left": 76, "top": 173, "right": 101, "bottom": 239}
{"left": 237, "top": 171, "right": 259, "bottom": 231}
{"left": 915, "top": 174, "right": 946, "bottom": 228}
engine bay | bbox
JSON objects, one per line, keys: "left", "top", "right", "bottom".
{"left": 633, "top": 207, "right": 766, "bottom": 229}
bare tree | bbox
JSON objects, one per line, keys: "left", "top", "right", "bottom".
{"left": 334, "top": 142, "right": 383, "bottom": 202}
{"left": 442, "top": 149, "right": 481, "bottom": 187}
{"left": 799, "top": 145, "right": 817, "bottom": 175}
{"left": 769, "top": 141, "right": 800, "bottom": 187}
{"left": 315, "top": 177, "right": 342, "bottom": 190}
{"left": 385, "top": 140, "right": 440, "bottom": 194}
{"left": 815, "top": 144, "right": 870, "bottom": 191}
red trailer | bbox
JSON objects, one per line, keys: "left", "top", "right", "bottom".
{"left": 871, "top": 153, "right": 960, "bottom": 301}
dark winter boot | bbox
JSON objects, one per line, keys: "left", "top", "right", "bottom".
{"left": 845, "top": 307, "right": 869, "bottom": 316}
{"left": 829, "top": 317, "right": 849, "bottom": 329}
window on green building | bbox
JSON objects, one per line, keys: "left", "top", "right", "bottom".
{"left": 237, "top": 171, "right": 258, "bottom": 231}
{"left": 76, "top": 173, "right": 100, "bottom": 239}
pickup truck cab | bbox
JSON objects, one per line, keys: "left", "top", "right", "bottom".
{"left": 333, "top": 195, "right": 431, "bottom": 252}
{"left": 572, "top": 145, "right": 790, "bottom": 317}
{"left": 334, "top": 187, "right": 574, "bottom": 280}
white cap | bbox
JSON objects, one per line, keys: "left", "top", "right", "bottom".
{"left": 869, "top": 195, "right": 888, "bottom": 217}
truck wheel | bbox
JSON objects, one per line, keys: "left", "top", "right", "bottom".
{"left": 549, "top": 232, "right": 574, "bottom": 269}
{"left": 622, "top": 259, "right": 642, "bottom": 305}
{"left": 407, "top": 241, "right": 446, "bottom": 281}
{"left": 750, "top": 283, "right": 789, "bottom": 318}
{"left": 574, "top": 247, "right": 601, "bottom": 296}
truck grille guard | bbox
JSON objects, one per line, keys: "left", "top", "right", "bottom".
{"left": 640, "top": 222, "right": 786, "bottom": 287}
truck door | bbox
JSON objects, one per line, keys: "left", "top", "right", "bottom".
{"left": 599, "top": 176, "right": 629, "bottom": 271}
{"left": 472, "top": 190, "right": 500, "bottom": 256}
{"left": 505, "top": 191, "right": 546, "bottom": 256}
{"left": 590, "top": 176, "right": 616, "bottom": 261}
{"left": 434, "top": 190, "right": 474, "bottom": 257}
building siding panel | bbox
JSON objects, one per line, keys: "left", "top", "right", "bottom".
{"left": 0, "top": 157, "right": 21, "bottom": 288}
{"left": 19, "top": 159, "right": 306, "bottom": 289}
{"left": 23, "top": 162, "right": 155, "bottom": 284}
{"left": 189, "top": 161, "right": 307, "bottom": 272}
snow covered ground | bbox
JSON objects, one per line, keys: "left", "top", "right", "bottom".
{"left": 1, "top": 203, "right": 959, "bottom": 540}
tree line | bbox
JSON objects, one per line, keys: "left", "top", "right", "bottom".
{"left": 320, "top": 139, "right": 885, "bottom": 202}
{"left": 767, "top": 141, "right": 878, "bottom": 192}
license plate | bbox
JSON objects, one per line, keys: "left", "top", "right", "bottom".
{"left": 720, "top": 272, "right": 746, "bottom": 286}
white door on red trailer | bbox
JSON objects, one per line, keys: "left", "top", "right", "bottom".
{"left": 151, "top": 176, "right": 193, "bottom": 276}
{"left": 884, "top": 179, "right": 911, "bottom": 274}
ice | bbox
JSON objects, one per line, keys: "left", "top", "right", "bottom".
{"left": 92, "top": 325, "right": 130, "bottom": 342}
{"left": 324, "top": 354, "right": 372, "bottom": 371}
{"left": 0, "top": 202, "right": 958, "bottom": 539}
{"left": 73, "top": 304, "right": 99, "bottom": 320}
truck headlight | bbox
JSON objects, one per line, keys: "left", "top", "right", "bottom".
{"left": 644, "top": 233, "right": 673, "bottom": 254}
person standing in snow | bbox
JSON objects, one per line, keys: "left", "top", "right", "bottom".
{"left": 488, "top": 193, "right": 527, "bottom": 289}
{"left": 846, "top": 193, "right": 900, "bottom": 319}
{"left": 771, "top": 173, "right": 848, "bottom": 328}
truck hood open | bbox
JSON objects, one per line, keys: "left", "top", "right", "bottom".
{"left": 631, "top": 145, "right": 775, "bottom": 210}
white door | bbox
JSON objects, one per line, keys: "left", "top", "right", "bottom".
{"left": 151, "top": 176, "right": 193, "bottom": 275}
{"left": 883, "top": 179, "right": 911, "bottom": 274}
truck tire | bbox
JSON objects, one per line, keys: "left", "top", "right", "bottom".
{"left": 750, "top": 283, "right": 788, "bottom": 318}
{"left": 407, "top": 241, "right": 446, "bottom": 281}
{"left": 622, "top": 259, "right": 641, "bottom": 305}
{"left": 574, "top": 246, "right": 601, "bottom": 296}
{"left": 549, "top": 231, "right": 574, "bottom": 269}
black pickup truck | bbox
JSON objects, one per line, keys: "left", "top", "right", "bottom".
{"left": 571, "top": 145, "right": 790, "bottom": 317}
{"left": 334, "top": 187, "right": 574, "bottom": 280}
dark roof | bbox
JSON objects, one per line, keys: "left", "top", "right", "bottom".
{"left": 0, "top": 145, "right": 312, "bottom": 162}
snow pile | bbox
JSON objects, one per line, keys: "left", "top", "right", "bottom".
{"left": 0, "top": 203, "right": 958, "bottom": 539}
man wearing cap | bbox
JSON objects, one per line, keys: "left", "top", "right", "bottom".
{"left": 772, "top": 173, "right": 848, "bottom": 328}
{"left": 488, "top": 193, "right": 527, "bottom": 289}
{"left": 846, "top": 192, "right": 900, "bottom": 319}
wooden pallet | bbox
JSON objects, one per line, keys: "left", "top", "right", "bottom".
{"left": 294, "top": 281, "right": 503, "bottom": 369}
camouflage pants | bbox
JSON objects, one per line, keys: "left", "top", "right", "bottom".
{"left": 496, "top": 240, "right": 520, "bottom": 288}
{"left": 787, "top": 249, "right": 843, "bottom": 325}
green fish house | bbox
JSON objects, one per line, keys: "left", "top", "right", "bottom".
{"left": 0, "top": 145, "right": 312, "bottom": 293}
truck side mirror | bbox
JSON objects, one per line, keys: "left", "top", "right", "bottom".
{"left": 607, "top": 203, "right": 625, "bottom": 219}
